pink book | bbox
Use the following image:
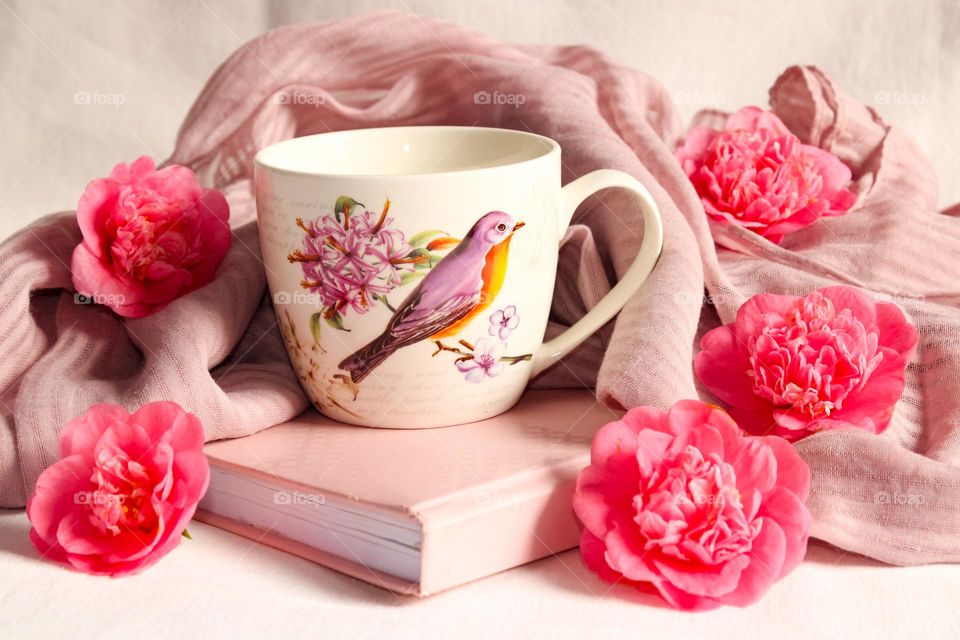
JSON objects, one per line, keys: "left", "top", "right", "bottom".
{"left": 195, "top": 389, "right": 618, "bottom": 596}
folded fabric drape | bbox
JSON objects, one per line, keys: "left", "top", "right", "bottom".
{"left": 1, "top": 11, "right": 957, "bottom": 565}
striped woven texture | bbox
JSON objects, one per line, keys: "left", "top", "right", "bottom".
{"left": 1, "top": 12, "right": 958, "bottom": 564}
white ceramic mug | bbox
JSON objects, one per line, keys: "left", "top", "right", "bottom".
{"left": 255, "top": 126, "right": 662, "bottom": 428}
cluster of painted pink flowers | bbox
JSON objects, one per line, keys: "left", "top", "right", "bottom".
{"left": 289, "top": 200, "right": 416, "bottom": 319}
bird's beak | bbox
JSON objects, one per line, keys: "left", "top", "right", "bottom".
{"left": 512, "top": 221, "right": 526, "bottom": 232}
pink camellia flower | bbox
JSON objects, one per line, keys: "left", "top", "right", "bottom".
{"left": 675, "top": 106, "right": 856, "bottom": 243}
{"left": 27, "top": 401, "right": 210, "bottom": 576}
{"left": 71, "top": 156, "right": 231, "bottom": 318}
{"left": 573, "top": 400, "right": 811, "bottom": 611}
{"left": 695, "top": 286, "right": 918, "bottom": 442}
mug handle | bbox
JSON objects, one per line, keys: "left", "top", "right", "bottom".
{"left": 530, "top": 169, "right": 664, "bottom": 377}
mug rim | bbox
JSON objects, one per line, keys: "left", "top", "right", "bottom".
{"left": 253, "top": 125, "right": 560, "bottom": 180}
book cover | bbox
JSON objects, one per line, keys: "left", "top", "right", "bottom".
{"left": 195, "top": 389, "right": 619, "bottom": 595}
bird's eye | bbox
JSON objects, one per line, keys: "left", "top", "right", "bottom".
{"left": 496, "top": 223, "right": 507, "bottom": 232}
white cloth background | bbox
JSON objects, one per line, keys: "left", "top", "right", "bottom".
{"left": 1, "top": 1, "right": 958, "bottom": 637}
{"left": 3, "top": 0, "right": 960, "bottom": 240}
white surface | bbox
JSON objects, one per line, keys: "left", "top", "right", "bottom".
{"left": 1, "top": 511, "right": 958, "bottom": 639}
{"left": 2, "top": 1, "right": 959, "bottom": 636}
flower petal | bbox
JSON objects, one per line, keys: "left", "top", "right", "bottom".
{"left": 759, "top": 435, "right": 811, "bottom": 501}
{"left": 58, "top": 404, "right": 129, "bottom": 458}
{"left": 831, "top": 349, "right": 909, "bottom": 433}
{"left": 579, "top": 529, "right": 625, "bottom": 585}
{"left": 695, "top": 328, "right": 776, "bottom": 428}
{"left": 573, "top": 455, "right": 641, "bottom": 538}
{"left": 725, "top": 106, "right": 791, "bottom": 135}
{"left": 455, "top": 359, "right": 479, "bottom": 373}
{"left": 129, "top": 401, "right": 205, "bottom": 452}
{"left": 653, "top": 553, "right": 750, "bottom": 599}
{"left": 651, "top": 578, "right": 723, "bottom": 612}
{"left": 874, "top": 301, "right": 919, "bottom": 356}
{"left": 26, "top": 455, "right": 93, "bottom": 548}
{"left": 75, "top": 178, "right": 120, "bottom": 258}
{"left": 820, "top": 286, "right": 878, "bottom": 328}
{"left": 733, "top": 292, "right": 799, "bottom": 342}
{"left": 463, "top": 367, "right": 486, "bottom": 383}
{"left": 70, "top": 243, "right": 147, "bottom": 315}
{"left": 674, "top": 127, "right": 719, "bottom": 174}
{"left": 602, "top": 525, "right": 659, "bottom": 584}
{"left": 716, "top": 518, "right": 787, "bottom": 607}
{"left": 756, "top": 486, "right": 811, "bottom": 577}
{"left": 731, "top": 438, "right": 778, "bottom": 498}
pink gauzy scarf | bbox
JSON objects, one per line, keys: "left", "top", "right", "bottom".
{"left": 2, "top": 12, "right": 959, "bottom": 566}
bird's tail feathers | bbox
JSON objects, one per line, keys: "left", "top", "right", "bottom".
{"left": 337, "top": 334, "right": 398, "bottom": 384}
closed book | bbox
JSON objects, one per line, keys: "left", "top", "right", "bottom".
{"left": 195, "top": 389, "right": 617, "bottom": 595}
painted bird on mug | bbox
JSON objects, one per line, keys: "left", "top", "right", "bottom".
{"left": 338, "top": 211, "right": 525, "bottom": 383}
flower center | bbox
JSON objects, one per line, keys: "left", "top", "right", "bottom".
{"left": 702, "top": 127, "right": 825, "bottom": 223}
{"left": 634, "top": 446, "right": 759, "bottom": 565}
{"left": 476, "top": 353, "right": 495, "bottom": 370}
{"left": 293, "top": 205, "right": 413, "bottom": 316}
{"left": 86, "top": 448, "right": 158, "bottom": 536}
{"left": 747, "top": 293, "right": 882, "bottom": 418}
{"left": 110, "top": 189, "right": 200, "bottom": 281}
